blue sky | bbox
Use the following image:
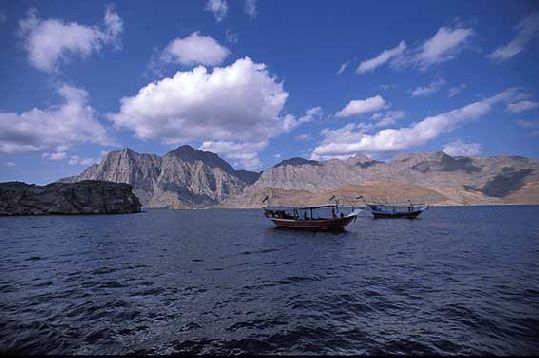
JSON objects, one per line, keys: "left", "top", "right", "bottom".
{"left": 1, "top": 0, "right": 538, "bottom": 184}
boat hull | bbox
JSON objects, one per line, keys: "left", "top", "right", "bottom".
{"left": 367, "top": 205, "right": 427, "bottom": 219}
{"left": 269, "top": 215, "right": 355, "bottom": 230}
{"left": 371, "top": 210, "right": 423, "bottom": 219}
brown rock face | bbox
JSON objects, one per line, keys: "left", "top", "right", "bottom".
{"left": 60, "top": 147, "right": 539, "bottom": 208}
{"left": 60, "top": 146, "right": 261, "bottom": 208}
{"left": 225, "top": 152, "right": 539, "bottom": 207}
{"left": 0, "top": 180, "right": 141, "bottom": 216}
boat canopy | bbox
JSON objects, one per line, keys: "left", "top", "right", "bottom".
{"left": 264, "top": 205, "right": 345, "bottom": 210}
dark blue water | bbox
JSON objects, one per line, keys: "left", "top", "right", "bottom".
{"left": 1, "top": 206, "right": 538, "bottom": 355}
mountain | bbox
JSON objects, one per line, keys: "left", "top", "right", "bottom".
{"left": 61, "top": 146, "right": 261, "bottom": 208}
{"left": 62, "top": 148, "right": 539, "bottom": 208}
{"left": 223, "top": 151, "right": 539, "bottom": 207}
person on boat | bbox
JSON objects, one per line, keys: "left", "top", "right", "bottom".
{"left": 331, "top": 207, "right": 336, "bottom": 218}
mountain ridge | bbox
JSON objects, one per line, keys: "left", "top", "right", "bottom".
{"left": 60, "top": 147, "right": 539, "bottom": 208}
{"left": 60, "top": 145, "right": 261, "bottom": 208}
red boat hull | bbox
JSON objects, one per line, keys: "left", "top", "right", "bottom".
{"left": 269, "top": 215, "right": 355, "bottom": 230}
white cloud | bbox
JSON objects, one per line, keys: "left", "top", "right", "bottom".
{"left": 311, "top": 90, "right": 515, "bottom": 159}
{"left": 448, "top": 84, "right": 467, "bottom": 97}
{"left": 206, "top": 0, "right": 228, "bottom": 22}
{"left": 200, "top": 140, "right": 267, "bottom": 170}
{"left": 442, "top": 140, "right": 481, "bottom": 156}
{"left": 18, "top": 6, "right": 123, "bottom": 72}
{"left": 298, "top": 106, "right": 323, "bottom": 124}
{"left": 160, "top": 32, "right": 230, "bottom": 66}
{"left": 294, "top": 133, "right": 312, "bottom": 141}
{"left": 506, "top": 100, "right": 538, "bottom": 113}
{"left": 413, "top": 26, "right": 473, "bottom": 67}
{"left": 245, "top": 0, "right": 257, "bottom": 19}
{"left": 0, "top": 84, "right": 113, "bottom": 154}
{"left": 380, "top": 84, "right": 397, "bottom": 91}
{"left": 517, "top": 118, "right": 539, "bottom": 128}
{"left": 335, "top": 95, "right": 387, "bottom": 118}
{"left": 337, "top": 61, "right": 350, "bottom": 75}
{"left": 42, "top": 149, "right": 67, "bottom": 160}
{"left": 411, "top": 79, "right": 446, "bottom": 97}
{"left": 490, "top": 12, "right": 539, "bottom": 61}
{"left": 68, "top": 155, "right": 97, "bottom": 166}
{"left": 5, "top": 162, "right": 15, "bottom": 167}
{"left": 356, "top": 41, "right": 406, "bottom": 74}
{"left": 225, "top": 30, "right": 239, "bottom": 43}
{"left": 371, "top": 110, "right": 405, "bottom": 127}
{"left": 356, "top": 24, "right": 472, "bottom": 74}
{"left": 109, "top": 57, "right": 306, "bottom": 169}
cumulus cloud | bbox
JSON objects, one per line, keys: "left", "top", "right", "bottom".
{"left": 311, "top": 90, "right": 515, "bottom": 159}
{"left": 0, "top": 84, "right": 113, "bottom": 154}
{"left": 5, "top": 162, "right": 16, "bottom": 167}
{"left": 356, "top": 24, "right": 472, "bottom": 74}
{"left": 159, "top": 32, "right": 230, "bottom": 67}
{"left": 335, "top": 95, "right": 387, "bottom": 118}
{"left": 442, "top": 140, "right": 481, "bottom": 156}
{"left": 109, "top": 57, "right": 307, "bottom": 169}
{"left": 206, "top": 0, "right": 228, "bottom": 22}
{"left": 18, "top": 6, "right": 123, "bottom": 72}
{"left": 356, "top": 41, "right": 406, "bottom": 74}
{"left": 506, "top": 100, "right": 538, "bottom": 113}
{"left": 490, "top": 12, "right": 539, "bottom": 61}
{"left": 411, "top": 79, "right": 446, "bottom": 97}
{"left": 244, "top": 0, "right": 257, "bottom": 19}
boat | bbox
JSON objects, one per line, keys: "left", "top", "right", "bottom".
{"left": 263, "top": 205, "right": 362, "bottom": 230}
{"left": 366, "top": 202, "right": 428, "bottom": 219}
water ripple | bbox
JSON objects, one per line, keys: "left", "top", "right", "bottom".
{"left": 1, "top": 206, "right": 538, "bottom": 355}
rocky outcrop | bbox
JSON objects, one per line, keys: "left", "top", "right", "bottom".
{"left": 60, "top": 147, "right": 539, "bottom": 208}
{"left": 225, "top": 151, "right": 539, "bottom": 207}
{"left": 62, "top": 145, "right": 261, "bottom": 208}
{"left": 0, "top": 180, "right": 141, "bottom": 216}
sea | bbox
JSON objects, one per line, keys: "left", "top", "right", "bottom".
{"left": 1, "top": 206, "right": 538, "bottom": 355}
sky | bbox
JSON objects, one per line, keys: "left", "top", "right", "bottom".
{"left": 1, "top": 0, "right": 539, "bottom": 184}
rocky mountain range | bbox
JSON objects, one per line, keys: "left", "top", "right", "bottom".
{"left": 60, "top": 146, "right": 260, "bottom": 208}
{"left": 61, "top": 146, "right": 539, "bottom": 208}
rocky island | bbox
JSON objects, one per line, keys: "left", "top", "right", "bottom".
{"left": 0, "top": 180, "right": 141, "bottom": 216}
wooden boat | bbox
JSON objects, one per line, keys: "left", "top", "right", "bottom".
{"left": 263, "top": 205, "right": 362, "bottom": 230}
{"left": 366, "top": 202, "right": 428, "bottom": 219}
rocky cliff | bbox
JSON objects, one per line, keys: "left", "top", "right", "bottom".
{"left": 62, "top": 148, "right": 539, "bottom": 208}
{"left": 223, "top": 152, "right": 539, "bottom": 207}
{"left": 61, "top": 146, "right": 261, "bottom": 208}
{"left": 0, "top": 180, "right": 141, "bottom": 216}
